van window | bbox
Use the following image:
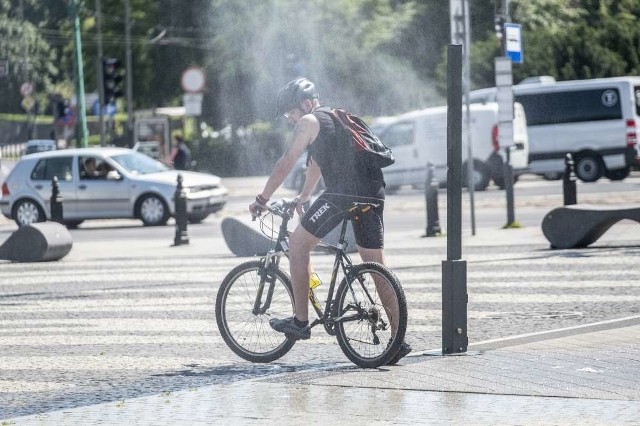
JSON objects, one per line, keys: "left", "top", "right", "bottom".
{"left": 515, "top": 88, "right": 623, "bottom": 126}
{"left": 380, "top": 122, "right": 414, "bottom": 148}
{"left": 30, "top": 157, "right": 73, "bottom": 181}
{"left": 635, "top": 86, "right": 640, "bottom": 116}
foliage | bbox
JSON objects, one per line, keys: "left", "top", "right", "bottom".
{"left": 0, "top": 3, "right": 59, "bottom": 114}
{"left": 1, "top": 0, "right": 640, "bottom": 159}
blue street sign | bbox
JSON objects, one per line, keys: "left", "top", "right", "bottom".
{"left": 504, "top": 23, "right": 523, "bottom": 64}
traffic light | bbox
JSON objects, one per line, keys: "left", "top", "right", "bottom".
{"left": 102, "top": 57, "right": 123, "bottom": 102}
{"left": 494, "top": 15, "right": 505, "bottom": 43}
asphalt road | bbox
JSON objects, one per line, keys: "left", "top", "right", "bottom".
{"left": 1, "top": 173, "right": 639, "bottom": 419}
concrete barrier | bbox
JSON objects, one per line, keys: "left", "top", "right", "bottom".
{"left": 0, "top": 222, "right": 73, "bottom": 262}
{"left": 221, "top": 217, "right": 357, "bottom": 257}
{"left": 542, "top": 204, "right": 640, "bottom": 249}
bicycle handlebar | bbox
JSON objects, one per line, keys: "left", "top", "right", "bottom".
{"left": 266, "top": 198, "right": 298, "bottom": 219}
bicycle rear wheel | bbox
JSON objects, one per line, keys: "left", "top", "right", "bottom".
{"left": 334, "top": 262, "right": 407, "bottom": 368}
{"left": 216, "top": 260, "right": 296, "bottom": 363}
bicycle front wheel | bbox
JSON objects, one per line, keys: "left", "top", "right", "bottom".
{"left": 216, "top": 260, "right": 296, "bottom": 363}
{"left": 334, "top": 262, "right": 407, "bottom": 368}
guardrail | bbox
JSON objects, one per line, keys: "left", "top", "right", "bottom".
{"left": 1, "top": 143, "right": 26, "bottom": 160}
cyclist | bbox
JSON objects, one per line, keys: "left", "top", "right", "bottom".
{"left": 249, "top": 78, "right": 411, "bottom": 363}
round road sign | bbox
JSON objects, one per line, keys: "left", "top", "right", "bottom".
{"left": 20, "top": 82, "right": 34, "bottom": 97}
{"left": 181, "top": 68, "right": 205, "bottom": 93}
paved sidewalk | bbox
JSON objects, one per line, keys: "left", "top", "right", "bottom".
{"left": 3, "top": 176, "right": 640, "bottom": 424}
{"left": 7, "top": 316, "right": 640, "bottom": 425}
{"left": 5, "top": 234, "right": 640, "bottom": 424}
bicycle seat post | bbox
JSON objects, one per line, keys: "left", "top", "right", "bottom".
{"left": 337, "top": 217, "right": 350, "bottom": 247}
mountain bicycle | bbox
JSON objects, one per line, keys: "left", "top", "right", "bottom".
{"left": 215, "top": 198, "right": 407, "bottom": 368}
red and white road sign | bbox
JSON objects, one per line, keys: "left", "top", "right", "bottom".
{"left": 20, "top": 82, "right": 34, "bottom": 97}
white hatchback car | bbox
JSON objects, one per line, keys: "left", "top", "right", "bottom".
{"left": 0, "top": 147, "right": 228, "bottom": 227}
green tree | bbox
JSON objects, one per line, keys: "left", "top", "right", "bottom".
{"left": 0, "top": 0, "right": 59, "bottom": 113}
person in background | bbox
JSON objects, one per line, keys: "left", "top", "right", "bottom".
{"left": 83, "top": 157, "right": 100, "bottom": 179}
{"left": 171, "top": 135, "right": 192, "bottom": 171}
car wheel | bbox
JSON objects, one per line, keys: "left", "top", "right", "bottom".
{"left": 574, "top": 153, "right": 603, "bottom": 182}
{"left": 462, "top": 160, "right": 490, "bottom": 191}
{"left": 604, "top": 166, "right": 630, "bottom": 181}
{"left": 137, "top": 194, "right": 169, "bottom": 226}
{"left": 188, "top": 213, "right": 209, "bottom": 224}
{"left": 13, "top": 199, "right": 45, "bottom": 227}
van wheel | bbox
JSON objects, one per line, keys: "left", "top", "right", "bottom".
{"left": 488, "top": 154, "right": 505, "bottom": 188}
{"left": 574, "top": 153, "right": 603, "bottom": 182}
{"left": 494, "top": 174, "right": 519, "bottom": 190}
{"left": 462, "top": 160, "right": 490, "bottom": 191}
{"left": 604, "top": 166, "right": 630, "bottom": 181}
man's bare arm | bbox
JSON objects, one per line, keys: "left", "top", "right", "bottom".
{"left": 260, "top": 115, "right": 319, "bottom": 200}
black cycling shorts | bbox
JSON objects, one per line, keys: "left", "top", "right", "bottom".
{"left": 300, "top": 192, "right": 384, "bottom": 249}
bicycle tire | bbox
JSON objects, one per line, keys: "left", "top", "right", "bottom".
{"left": 216, "top": 260, "right": 296, "bottom": 363}
{"left": 333, "top": 262, "right": 407, "bottom": 368}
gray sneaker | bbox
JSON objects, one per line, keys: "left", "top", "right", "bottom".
{"left": 269, "top": 317, "right": 311, "bottom": 340}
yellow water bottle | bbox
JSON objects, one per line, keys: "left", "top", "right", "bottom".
{"left": 309, "top": 272, "right": 322, "bottom": 290}
{"left": 309, "top": 272, "right": 322, "bottom": 310}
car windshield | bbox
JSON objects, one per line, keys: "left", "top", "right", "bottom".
{"left": 110, "top": 152, "right": 169, "bottom": 174}
{"left": 25, "top": 144, "right": 55, "bottom": 155}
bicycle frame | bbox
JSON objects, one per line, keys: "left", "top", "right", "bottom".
{"left": 252, "top": 200, "right": 379, "bottom": 332}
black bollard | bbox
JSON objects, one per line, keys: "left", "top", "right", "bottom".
{"left": 504, "top": 147, "right": 516, "bottom": 226}
{"left": 424, "top": 162, "right": 441, "bottom": 237}
{"left": 563, "top": 153, "right": 577, "bottom": 205}
{"left": 50, "top": 176, "right": 63, "bottom": 223}
{"left": 173, "top": 174, "right": 190, "bottom": 246}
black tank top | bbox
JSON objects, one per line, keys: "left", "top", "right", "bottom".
{"left": 308, "top": 108, "right": 385, "bottom": 197}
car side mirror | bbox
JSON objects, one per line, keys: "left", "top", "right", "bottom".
{"left": 106, "top": 170, "right": 122, "bottom": 180}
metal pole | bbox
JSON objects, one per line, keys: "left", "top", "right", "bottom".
{"left": 96, "top": 0, "right": 105, "bottom": 146}
{"left": 70, "top": 0, "right": 89, "bottom": 147}
{"left": 125, "top": 0, "right": 134, "bottom": 146}
{"left": 447, "top": 45, "right": 462, "bottom": 262}
{"left": 462, "top": 0, "right": 476, "bottom": 236}
{"left": 442, "top": 44, "right": 468, "bottom": 355}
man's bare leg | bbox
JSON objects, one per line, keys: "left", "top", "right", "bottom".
{"left": 288, "top": 225, "right": 321, "bottom": 322}
{"left": 358, "top": 247, "right": 399, "bottom": 333}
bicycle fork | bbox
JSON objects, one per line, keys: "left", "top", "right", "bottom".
{"left": 252, "top": 254, "right": 278, "bottom": 315}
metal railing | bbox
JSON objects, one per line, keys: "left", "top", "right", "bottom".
{"left": 1, "top": 143, "right": 26, "bottom": 160}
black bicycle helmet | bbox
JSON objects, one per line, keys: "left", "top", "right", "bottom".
{"left": 275, "top": 78, "right": 318, "bottom": 119}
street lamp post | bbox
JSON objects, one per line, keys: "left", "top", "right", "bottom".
{"left": 68, "top": 0, "right": 89, "bottom": 147}
{"left": 125, "top": 0, "right": 134, "bottom": 145}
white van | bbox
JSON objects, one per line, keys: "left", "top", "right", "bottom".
{"left": 470, "top": 76, "right": 640, "bottom": 182}
{"left": 379, "top": 102, "right": 529, "bottom": 191}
